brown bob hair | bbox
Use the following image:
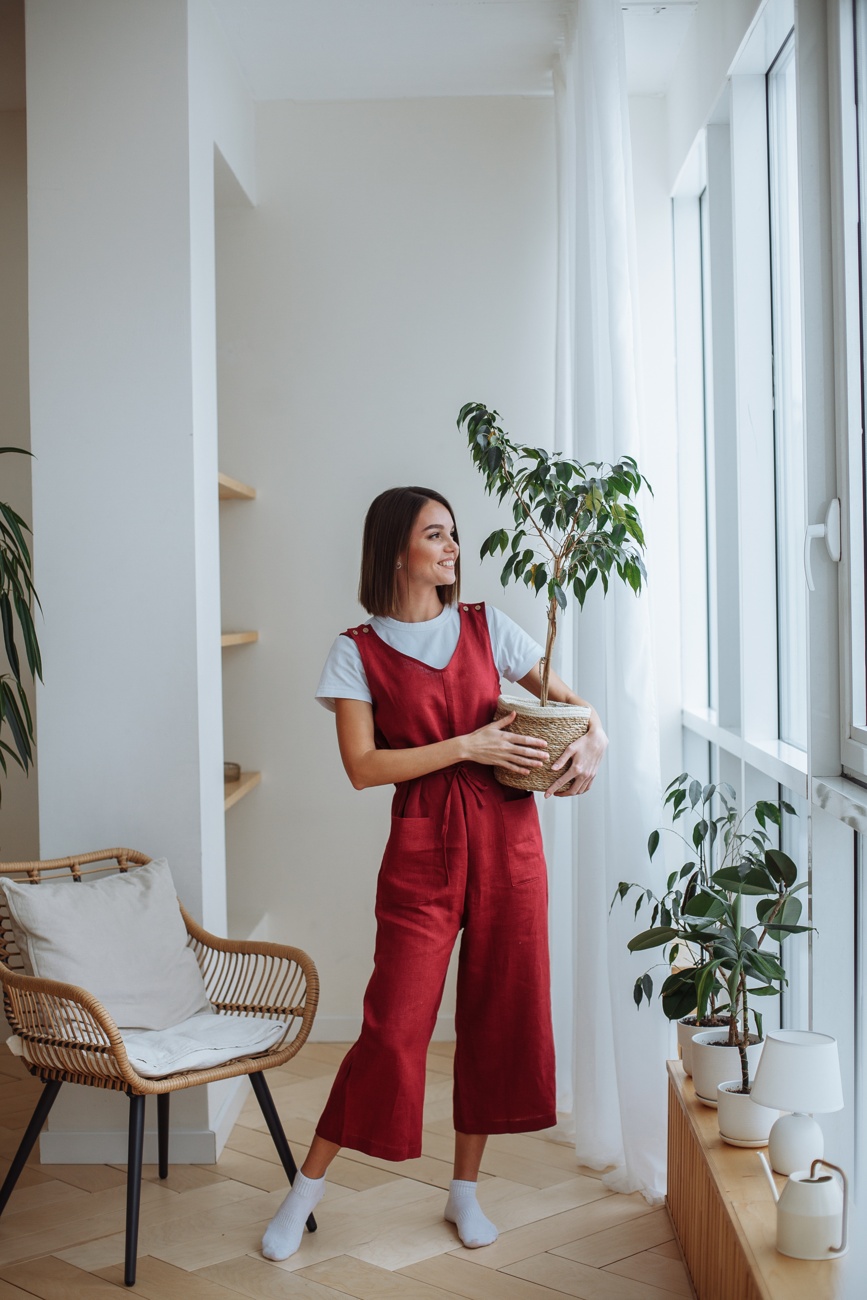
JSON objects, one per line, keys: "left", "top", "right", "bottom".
{"left": 359, "top": 486, "right": 461, "bottom": 616}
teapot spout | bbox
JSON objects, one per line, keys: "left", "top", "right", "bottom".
{"left": 758, "top": 1152, "right": 779, "bottom": 1203}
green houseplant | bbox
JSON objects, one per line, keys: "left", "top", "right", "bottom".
{"left": 613, "top": 774, "right": 810, "bottom": 1119}
{"left": 458, "top": 402, "right": 651, "bottom": 788}
{"left": 0, "top": 447, "right": 42, "bottom": 806}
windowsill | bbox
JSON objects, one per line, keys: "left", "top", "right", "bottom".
{"left": 681, "top": 708, "right": 808, "bottom": 794}
{"left": 812, "top": 773, "right": 867, "bottom": 835}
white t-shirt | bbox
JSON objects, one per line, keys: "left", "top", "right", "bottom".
{"left": 315, "top": 604, "right": 543, "bottom": 712}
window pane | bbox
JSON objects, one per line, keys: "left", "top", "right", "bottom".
{"left": 852, "top": 0, "right": 867, "bottom": 732}
{"left": 700, "top": 189, "right": 718, "bottom": 714}
{"left": 768, "top": 35, "right": 808, "bottom": 749}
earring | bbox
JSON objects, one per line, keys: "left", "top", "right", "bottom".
{"left": 396, "top": 561, "right": 402, "bottom": 569}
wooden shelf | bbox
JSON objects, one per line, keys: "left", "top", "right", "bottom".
{"left": 667, "top": 1060, "right": 843, "bottom": 1300}
{"left": 221, "top": 631, "right": 259, "bottom": 647}
{"left": 218, "top": 472, "right": 256, "bottom": 500}
{"left": 224, "top": 770, "right": 261, "bottom": 811}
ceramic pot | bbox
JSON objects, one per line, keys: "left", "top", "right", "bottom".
{"left": 677, "top": 1017, "right": 732, "bottom": 1076}
{"left": 690, "top": 1030, "right": 764, "bottom": 1107}
{"left": 716, "top": 1081, "right": 779, "bottom": 1147}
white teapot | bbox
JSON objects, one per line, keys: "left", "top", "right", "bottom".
{"left": 758, "top": 1153, "right": 848, "bottom": 1260}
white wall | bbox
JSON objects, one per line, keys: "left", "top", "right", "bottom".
{"left": 216, "top": 95, "right": 557, "bottom": 1035}
{"left": 25, "top": 0, "right": 254, "bottom": 1161}
{"left": 667, "top": 0, "right": 763, "bottom": 188}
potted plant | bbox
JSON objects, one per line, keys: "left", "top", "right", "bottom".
{"left": 458, "top": 401, "right": 651, "bottom": 789}
{"left": 613, "top": 776, "right": 811, "bottom": 1142}
{"left": 0, "top": 447, "right": 42, "bottom": 807}
{"left": 612, "top": 774, "right": 746, "bottom": 1074}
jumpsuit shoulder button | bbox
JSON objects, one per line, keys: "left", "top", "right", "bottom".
{"left": 362, "top": 627, "right": 369, "bottom": 633}
{"left": 474, "top": 604, "right": 481, "bottom": 610}
{"left": 351, "top": 628, "right": 358, "bottom": 635}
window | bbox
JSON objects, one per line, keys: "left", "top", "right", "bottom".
{"left": 845, "top": 0, "right": 867, "bottom": 767}
{"left": 700, "top": 188, "right": 718, "bottom": 716}
{"left": 768, "top": 33, "right": 808, "bottom": 749}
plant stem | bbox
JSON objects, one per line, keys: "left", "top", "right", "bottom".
{"left": 540, "top": 597, "right": 558, "bottom": 707}
{"left": 739, "top": 969, "right": 750, "bottom": 1094}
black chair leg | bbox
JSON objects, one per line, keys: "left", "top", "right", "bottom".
{"left": 157, "top": 1094, "right": 169, "bottom": 1180}
{"left": 124, "top": 1094, "right": 146, "bottom": 1287}
{"left": 0, "top": 1078, "right": 62, "bottom": 1217}
{"left": 249, "top": 1071, "right": 317, "bottom": 1233}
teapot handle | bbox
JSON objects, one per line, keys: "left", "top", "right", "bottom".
{"left": 811, "top": 1159, "right": 848, "bottom": 1255}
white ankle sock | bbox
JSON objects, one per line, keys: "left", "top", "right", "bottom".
{"left": 261, "top": 1170, "right": 326, "bottom": 1261}
{"left": 444, "top": 1178, "right": 498, "bottom": 1248}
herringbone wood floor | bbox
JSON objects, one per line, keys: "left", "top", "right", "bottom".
{"left": 0, "top": 1041, "right": 693, "bottom": 1298}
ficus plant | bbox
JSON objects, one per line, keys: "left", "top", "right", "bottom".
{"left": 0, "top": 447, "right": 42, "bottom": 806}
{"left": 458, "top": 402, "right": 651, "bottom": 706}
{"left": 612, "top": 774, "right": 811, "bottom": 1093}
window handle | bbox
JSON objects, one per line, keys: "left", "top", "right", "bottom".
{"left": 804, "top": 497, "right": 841, "bottom": 592}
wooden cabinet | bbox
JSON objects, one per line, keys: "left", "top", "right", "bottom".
{"left": 667, "top": 1060, "right": 844, "bottom": 1300}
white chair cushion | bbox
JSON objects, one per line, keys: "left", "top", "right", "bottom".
{"left": 119, "top": 1010, "right": 288, "bottom": 1078}
{"left": 0, "top": 858, "right": 212, "bottom": 1030}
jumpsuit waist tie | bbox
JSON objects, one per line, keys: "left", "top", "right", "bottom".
{"left": 441, "top": 763, "right": 489, "bottom": 885}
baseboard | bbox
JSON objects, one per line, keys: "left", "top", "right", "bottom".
{"left": 39, "top": 1076, "right": 250, "bottom": 1166}
{"left": 308, "top": 1013, "right": 455, "bottom": 1042}
{"left": 39, "top": 1125, "right": 220, "bottom": 1165}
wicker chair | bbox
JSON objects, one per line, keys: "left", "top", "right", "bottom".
{"left": 0, "top": 848, "right": 319, "bottom": 1286}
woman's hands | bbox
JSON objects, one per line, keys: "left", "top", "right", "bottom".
{"left": 461, "top": 712, "right": 549, "bottom": 775}
{"left": 544, "top": 722, "right": 609, "bottom": 798}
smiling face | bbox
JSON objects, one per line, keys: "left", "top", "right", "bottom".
{"left": 402, "top": 499, "right": 459, "bottom": 593}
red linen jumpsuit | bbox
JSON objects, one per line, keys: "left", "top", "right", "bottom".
{"left": 314, "top": 602, "right": 557, "bottom": 1161}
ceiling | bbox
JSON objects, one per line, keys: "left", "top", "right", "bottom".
{"left": 209, "top": 0, "right": 698, "bottom": 101}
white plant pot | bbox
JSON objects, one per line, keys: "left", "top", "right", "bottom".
{"left": 716, "top": 1081, "right": 779, "bottom": 1147}
{"left": 690, "top": 1031, "right": 764, "bottom": 1107}
{"left": 677, "top": 1018, "right": 730, "bottom": 1076}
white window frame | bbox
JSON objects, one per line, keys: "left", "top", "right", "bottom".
{"left": 836, "top": 0, "right": 867, "bottom": 779}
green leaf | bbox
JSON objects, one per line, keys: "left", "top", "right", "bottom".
{"left": 713, "top": 866, "right": 777, "bottom": 895}
{"left": 748, "top": 951, "right": 785, "bottom": 981}
{"left": 661, "top": 970, "right": 700, "bottom": 1021}
{"left": 689, "top": 779, "right": 702, "bottom": 809}
{"left": 683, "top": 891, "right": 726, "bottom": 920}
{"left": 647, "top": 829, "right": 660, "bottom": 860}
{"left": 627, "top": 926, "right": 679, "bottom": 952}
{"left": 765, "top": 848, "right": 798, "bottom": 888}
{"left": 552, "top": 582, "right": 567, "bottom": 611}
{"left": 0, "top": 593, "right": 20, "bottom": 683}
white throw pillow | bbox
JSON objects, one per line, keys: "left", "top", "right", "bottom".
{"left": 119, "top": 1010, "right": 288, "bottom": 1078}
{"left": 0, "top": 858, "right": 212, "bottom": 1030}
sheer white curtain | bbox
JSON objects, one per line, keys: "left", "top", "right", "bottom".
{"left": 545, "top": 0, "right": 669, "bottom": 1201}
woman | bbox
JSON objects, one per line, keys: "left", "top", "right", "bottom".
{"left": 262, "top": 486, "right": 608, "bottom": 1261}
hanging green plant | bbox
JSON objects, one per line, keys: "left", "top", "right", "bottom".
{"left": 0, "top": 448, "right": 42, "bottom": 806}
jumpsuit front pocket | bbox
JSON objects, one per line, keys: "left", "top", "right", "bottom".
{"left": 379, "top": 815, "right": 444, "bottom": 885}
{"left": 499, "top": 793, "right": 546, "bottom": 885}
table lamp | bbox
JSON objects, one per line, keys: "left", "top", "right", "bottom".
{"left": 750, "top": 1030, "right": 844, "bottom": 1175}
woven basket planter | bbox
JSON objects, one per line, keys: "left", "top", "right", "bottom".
{"left": 493, "top": 695, "right": 591, "bottom": 792}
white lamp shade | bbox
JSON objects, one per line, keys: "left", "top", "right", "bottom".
{"left": 750, "top": 1030, "right": 844, "bottom": 1114}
